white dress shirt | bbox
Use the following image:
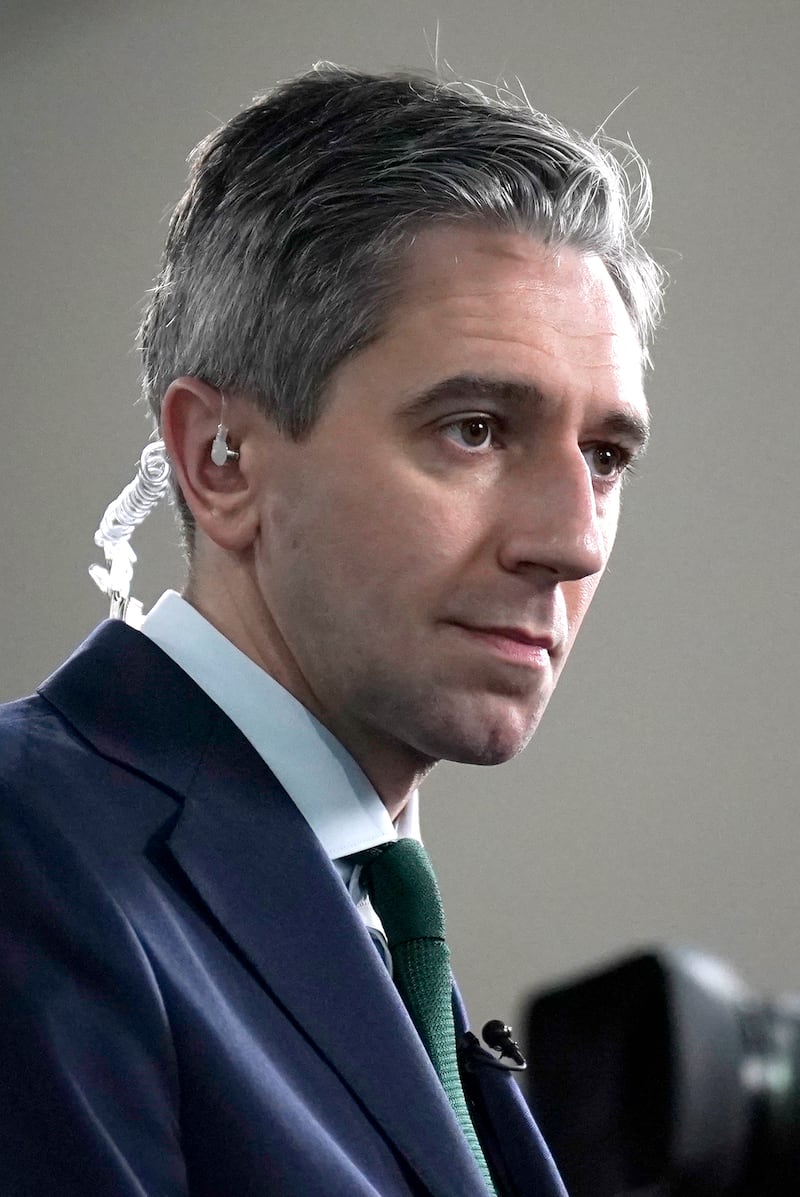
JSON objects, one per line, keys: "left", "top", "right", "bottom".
{"left": 140, "top": 590, "right": 420, "bottom": 956}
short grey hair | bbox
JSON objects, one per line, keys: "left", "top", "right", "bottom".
{"left": 139, "top": 63, "right": 665, "bottom": 547}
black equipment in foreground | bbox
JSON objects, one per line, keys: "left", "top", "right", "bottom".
{"left": 524, "top": 948, "right": 800, "bottom": 1196}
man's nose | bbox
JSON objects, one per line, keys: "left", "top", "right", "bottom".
{"left": 496, "top": 452, "right": 610, "bottom": 582}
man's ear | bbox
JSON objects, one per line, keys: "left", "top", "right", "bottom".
{"left": 160, "top": 377, "right": 261, "bottom": 551}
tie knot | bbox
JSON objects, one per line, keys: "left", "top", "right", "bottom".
{"left": 354, "top": 838, "right": 446, "bottom": 945}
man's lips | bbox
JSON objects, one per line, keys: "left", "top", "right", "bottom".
{"left": 467, "top": 625, "right": 555, "bottom": 649}
{"left": 451, "top": 622, "right": 556, "bottom": 665}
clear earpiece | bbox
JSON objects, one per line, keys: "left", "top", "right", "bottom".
{"left": 210, "top": 393, "right": 239, "bottom": 465}
{"left": 211, "top": 423, "right": 238, "bottom": 465}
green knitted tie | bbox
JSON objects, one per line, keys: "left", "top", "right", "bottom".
{"left": 356, "top": 839, "right": 497, "bottom": 1194}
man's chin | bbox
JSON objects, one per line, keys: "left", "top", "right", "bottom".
{"left": 447, "top": 736, "right": 535, "bottom": 768}
{"left": 425, "top": 710, "right": 543, "bottom": 767}
{"left": 355, "top": 681, "right": 548, "bottom": 771}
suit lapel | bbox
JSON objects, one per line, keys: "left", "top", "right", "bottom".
{"left": 453, "top": 988, "right": 568, "bottom": 1197}
{"left": 167, "top": 716, "right": 490, "bottom": 1197}
{"left": 41, "top": 622, "right": 491, "bottom": 1197}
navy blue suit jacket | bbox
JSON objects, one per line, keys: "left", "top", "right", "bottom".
{"left": 0, "top": 621, "right": 566, "bottom": 1196}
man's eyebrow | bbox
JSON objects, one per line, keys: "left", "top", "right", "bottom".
{"left": 401, "top": 373, "right": 651, "bottom": 450}
{"left": 401, "top": 374, "right": 546, "bottom": 416}
{"left": 596, "top": 409, "right": 651, "bottom": 453}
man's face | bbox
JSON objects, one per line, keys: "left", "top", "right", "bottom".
{"left": 247, "top": 225, "right": 649, "bottom": 789}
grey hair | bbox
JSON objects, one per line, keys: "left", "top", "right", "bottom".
{"left": 139, "top": 63, "right": 665, "bottom": 548}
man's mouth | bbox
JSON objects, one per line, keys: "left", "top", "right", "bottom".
{"left": 452, "top": 623, "right": 555, "bottom": 667}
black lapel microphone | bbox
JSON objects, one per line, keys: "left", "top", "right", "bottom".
{"left": 459, "top": 1020, "right": 527, "bottom": 1073}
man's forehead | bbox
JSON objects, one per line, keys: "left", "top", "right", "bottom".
{"left": 379, "top": 224, "right": 644, "bottom": 379}
{"left": 395, "top": 224, "right": 637, "bottom": 341}
{"left": 400, "top": 223, "right": 553, "bottom": 289}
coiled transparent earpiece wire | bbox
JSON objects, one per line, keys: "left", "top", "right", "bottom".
{"left": 88, "top": 439, "right": 172, "bottom": 628}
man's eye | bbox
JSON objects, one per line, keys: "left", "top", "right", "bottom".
{"left": 584, "top": 443, "right": 631, "bottom": 479}
{"left": 443, "top": 416, "right": 495, "bottom": 451}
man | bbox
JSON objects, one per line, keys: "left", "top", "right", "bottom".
{"left": 0, "top": 65, "right": 663, "bottom": 1195}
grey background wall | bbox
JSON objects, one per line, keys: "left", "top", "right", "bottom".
{"left": 3, "top": 0, "right": 798, "bottom": 1037}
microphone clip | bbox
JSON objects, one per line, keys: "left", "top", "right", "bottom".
{"left": 459, "top": 1020, "right": 527, "bottom": 1073}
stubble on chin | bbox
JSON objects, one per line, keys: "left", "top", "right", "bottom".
{"left": 349, "top": 672, "right": 548, "bottom": 771}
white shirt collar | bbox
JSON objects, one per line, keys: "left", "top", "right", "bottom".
{"left": 140, "top": 591, "right": 420, "bottom": 862}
